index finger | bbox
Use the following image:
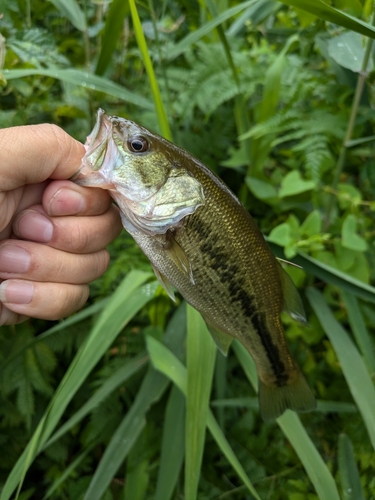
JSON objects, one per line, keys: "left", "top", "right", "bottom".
{"left": 0, "top": 124, "right": 85, "bottom": 191}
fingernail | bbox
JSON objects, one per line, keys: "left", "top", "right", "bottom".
{"left": 0, "top": 280, "right": 34, "bottom": 304}
{"left": 49, "top": 188, "right": 85, "bottom": 216}
{"left": 16, "top": 211, "right": 53, "bottom": 243}
{"left": 0, "top": 245, "right": 31, "bottom": 274}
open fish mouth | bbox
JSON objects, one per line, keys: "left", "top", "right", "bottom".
{"left": 71, "top": 108, "right": 115, "bottom": 189}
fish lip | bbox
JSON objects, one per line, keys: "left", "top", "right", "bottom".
{"left": 71, "top": 109, "right": 114, "bottom": 188}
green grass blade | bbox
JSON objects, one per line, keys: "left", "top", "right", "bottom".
{"left": 227, "top": 0, "right": 280, "bottom": 37}
{"left": 43, "top": 443, "right": 96, "bottom": 499}
{"left": 146, "top": 335, "right": 262, "bottom": 500}
{"left": 341, "top": 291, "right": 375, "bottom": 375}
{"left": 233, "top": 341, "right": 340, "bottom": 500}
{"left": 280, "top": 0, "right": 375, "bottom": 38}
{"left": 128, "top": 0, "right": 172, "bottom": 140}
{"left": 0, "top": 272, "right": 155, "bottom": 500}
{"left": 268, "top": 241, "right": 375, "bottom": 303}
{"left": 95, "top": 0, "right": 129, "bottom": 75}
{"left": 338, "top": 433, "right": 366, "bottom": 500}
{"left": 307, "top": 288, "right": 375, "bottom": 450}
{"left": 185, "top": 306, "right": 217, "bottom": 500}
{"left": 167, "top": 0, "right": 258, "bottom": 61}
{"left": 124, "top": 430, "right": 149, "bottom": 500}
{"left": 83, "top": 367, "right": 168, "bottom": 500}
{"left": 0, "top": 298, "right": 109, "bottom": 375}
{"left": 211, "top": 398, "right": 357, "bottom": 414}
{"left": 154, "top": 385, "right": 185, "bottom": 500}
{"left": 47, "top": 0, "right": 86, "bottom": 31}
{"left": 3, "top": 69, "right": 153, "bottom": 110}
{"left": 43, "top": 352, "right": 149, "bottom": 449}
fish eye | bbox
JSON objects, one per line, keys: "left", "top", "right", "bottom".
{"left": 128, "top": 136, "right": 149, "bottom": 153}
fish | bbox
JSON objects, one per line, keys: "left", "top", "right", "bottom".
{"left": 73, "top": 108, "right": 316, "bottom": 421}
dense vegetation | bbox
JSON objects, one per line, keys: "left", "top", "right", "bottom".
{"left": 1, "top": 1, "right": 375, "bottom": 499}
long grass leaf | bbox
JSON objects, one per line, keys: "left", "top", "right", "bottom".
{"left": 280, "top": 0, "right": 375, "bottom": 38}
{"left": 338, "top": 434, "right": 366, "bottom": 500}
{"left": 154, "top": 385, "right": 185, "bottom": 500}
{"left": 95, "top": 0, "right": 129, "bottom": 75}
{"left": 43, "top": 352, "right": 149, "bottom": 449}
{"left": 185, "top": 306, "right": 216, "bottom": 500}
{"left": 307, "top": 288, "right": 375, "bottom": 450}
{"left": 83, "top": 368, "right": 168, "bottom": 500}
{"left": 146, "top": 335, "right": 262, "bottom": 500}
{"left": 167, "top": 0, "right": 258, "bottom": 61}
{"left": 83, "top": 304, "right": 189, "bottom": 500}
{"left": 268, "top": 241, "right": 375, "bottom": 303}
{"left": 43, "top": 443, "right": 96, "bottom": 499}
{"left": 0, "top": 272, "right": 155, "bottom": 500}
{"left": 3, "top": 69, "right": 153, "bottom": 110}
{"left": 211, "top": 398, "right": 357, "bottom": 414}
{"left": 128, "top": 0, "right": 171, "bottom": 140}
{"left": 0, "top": 298, "right": 109, "bottom": 375}
{"left": 233, "top": 341, "right": 340, "bottom": 500}
{"left": 47, "top": 0, "right": 86, "bottom": 31}
{"left": 341, "top": 291, "right": 375, "bottom": 375}
{"left": 227, "top": 0, "right": 280, "bottom": 37}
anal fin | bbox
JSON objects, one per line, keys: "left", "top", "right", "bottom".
{"left": 202, "top": 317, "right": 233, "bottom": 356}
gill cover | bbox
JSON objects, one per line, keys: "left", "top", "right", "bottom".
{"left": 74, "top": 108, "right": 205, "bottom": 235}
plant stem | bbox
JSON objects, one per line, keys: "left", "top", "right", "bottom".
{"left": 325, "top": 8, "right": 375, "bottom": 227}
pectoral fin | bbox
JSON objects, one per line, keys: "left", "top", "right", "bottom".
{"left": 152, "top": 265, "right": 176, "bottom": 301}
{"left": 277, "top": 263, "right": 307, "bottom": 325}
{"left": 165, "top": 232, "right": 194, "bottom": 285}
{"left": 203, "top": 318, "right": 233, "bottom": 356}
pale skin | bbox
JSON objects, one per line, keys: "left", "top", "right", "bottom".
{"left": 0, "top": 123, "right": 123, "bottom": 325}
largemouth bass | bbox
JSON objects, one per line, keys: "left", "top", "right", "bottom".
{"left": 74, "top": 108, "right": 316, "bottom": 421}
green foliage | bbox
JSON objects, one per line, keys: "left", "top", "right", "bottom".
{"left": 1, "top": 1, "right": 375, "bottom": 499}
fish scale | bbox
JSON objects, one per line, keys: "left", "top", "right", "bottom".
{"left": 74, "top": 108, "right": 316, "bottom": 421}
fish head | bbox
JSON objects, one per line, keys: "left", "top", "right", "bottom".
{"left": 73, "top": 109, "right": 205, "bottom": 234}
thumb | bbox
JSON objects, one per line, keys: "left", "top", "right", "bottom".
{"left": 0, "top": 124, "right": 86, "bottom": 191}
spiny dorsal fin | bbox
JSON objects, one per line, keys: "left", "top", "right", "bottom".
{"left": 277, "top": 263, "right": 307, "bottom": 325}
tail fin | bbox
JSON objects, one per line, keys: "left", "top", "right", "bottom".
{"left": 258, "top": 373, "right": 316, "bottom": 422}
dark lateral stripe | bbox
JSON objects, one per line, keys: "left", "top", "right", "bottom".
{"left": 251, "top": 312, "right": 288, "bottom": 385}
{"left": 190, "top": 214, "right": 288, "bottom": 385}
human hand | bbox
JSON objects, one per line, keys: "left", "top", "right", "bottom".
{"left": 0, "top": 124, "right": 122, "bottom": 325}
